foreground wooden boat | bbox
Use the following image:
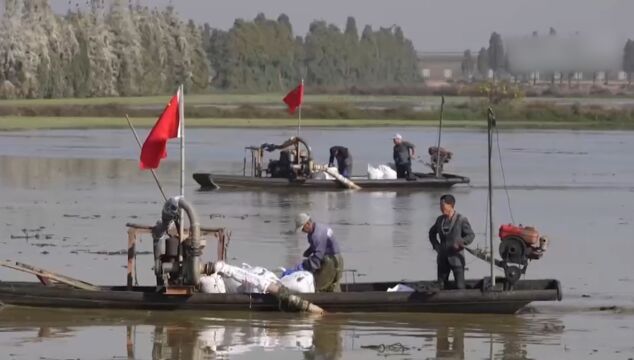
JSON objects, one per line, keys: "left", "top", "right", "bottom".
{"left": 193, "top": 172, "right": 470, "bottom": 191}
{"left": 0, "top": 278, "right": 561, "bottom": 314}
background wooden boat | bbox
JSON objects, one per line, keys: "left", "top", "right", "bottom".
{"left": 193, "top": 172, "right": 470, "bottom": 191}
{"left": 0, "top": 278, "right": 561, "bottom": 314}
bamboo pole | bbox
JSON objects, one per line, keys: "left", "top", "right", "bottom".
{"left": 125, "top": 115, "right": 168, "bottom": 201}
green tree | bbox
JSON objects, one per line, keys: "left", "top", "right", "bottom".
{"left": 108, "top": 0, "right": 143, "bottom": 96}
{"left": 624, "top": 39, "right": 634, "bottom": 85}
{"left": 477, "top": 47, "right": 488, "bottom": 79}
{"left": 461, "top": 49, "right": 474, "bottom": 80}
{"left": 487, "top": 32, "right": 504, "bottom": 79}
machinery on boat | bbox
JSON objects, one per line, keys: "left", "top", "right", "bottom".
{"left": 254, "top": 137, "right": 314, "bottom": 180}
{"left": 498, "top": 224, "right": 549, "bottom": 286}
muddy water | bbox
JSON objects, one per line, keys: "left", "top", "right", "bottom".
{"left": 1, "top": 127, "right": 634, "bottom": 359}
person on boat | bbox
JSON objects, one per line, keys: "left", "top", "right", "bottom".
{"left": 392, "top": 134, "right": 416, "bottom": 180}
{"left": 328, "top": 146, "right": 353, "bottom": 178}
{"left": 428, "top": 194, "right": 475, "bottom": 290}
{"left": 283, "top": 213, "right": 344, "bottom": 292}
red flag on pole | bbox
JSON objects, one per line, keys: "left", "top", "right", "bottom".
{"left": 283, "top": 83, "right": 304, "bottom": 113}
{"left": 140, "top": 91, "right": 181, "bottom": 169}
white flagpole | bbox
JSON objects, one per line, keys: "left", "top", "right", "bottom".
{"left": 179, "top": 84, "right": 185, "bottom": 199}
{"left": 297, "top": 78, "right": 303, "bottom": 137}
{"left": 178, "top": 85, "right": 185, "bottom": 242}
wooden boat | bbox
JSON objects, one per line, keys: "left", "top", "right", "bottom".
{"left": 0, "top": 204, "right": 561, "bottom": 315}
{"left": 193, "top": 172, "right": 470, "bottom": 191}
{"left": 0, "top": 278, "right": 561, "bottom": 314}
{"left": 193, "top": 136, "right": 469, "bottom": 191}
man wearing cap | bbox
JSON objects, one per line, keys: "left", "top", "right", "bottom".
{"left": 283, "top": 213, "right": 344, "bottom": 292}
{"left": 393, "top": 134, "right": 416, "bottom": 179}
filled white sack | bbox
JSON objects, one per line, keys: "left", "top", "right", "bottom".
{"left": 280, "top": 270, "right": 315, "bottom": 293}
{"left": 200, "top": 274, "right": 227, "bottom": 294}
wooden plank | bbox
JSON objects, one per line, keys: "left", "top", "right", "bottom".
{"left": 127, "top": 228, "right": 136, "bottom": 289}
{"left": 163, "top": 286, "right": 194, "bottom": 295}
{"left": 126, "top": 223, "right": 224, "bottom": 234}
{"left": 0, "top": 260, "right": 99, "bottom": 291}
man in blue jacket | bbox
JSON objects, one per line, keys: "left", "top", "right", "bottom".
{"left": 284, "top": 213, "right": 344, "bottom": 292}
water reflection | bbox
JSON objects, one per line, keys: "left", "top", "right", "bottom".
{"left": 436, "top": 326, "right": 464, "bottom": 359}
{"left": 0, "top": 307, "right": 565, "bottom": 360}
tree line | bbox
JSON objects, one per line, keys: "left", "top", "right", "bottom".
{"left": 0, "top": 0, "right": 421, "bottom": 99}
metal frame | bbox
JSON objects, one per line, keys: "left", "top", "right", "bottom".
{"left": 125, "top": 223, "right": 229, "bottom": 289}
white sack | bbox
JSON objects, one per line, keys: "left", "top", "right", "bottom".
{"left": 280, "top": 270, "right": 315, "bottom": 293}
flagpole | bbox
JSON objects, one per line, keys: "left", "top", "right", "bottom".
{"left": 178, "top": 84, "right": 185, "bottom": 242}
{"left": 297, "top": 78, "right": 303, "bottom": 137}
{"left": 179, "top": 84, "right": 185, "bottom": 199}
{"left": 125, "top": 114, "right": 168, "bottom": 201}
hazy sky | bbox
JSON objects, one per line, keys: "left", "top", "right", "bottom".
{"left": 41, "top": 0, "right": 634, "bottom": 51}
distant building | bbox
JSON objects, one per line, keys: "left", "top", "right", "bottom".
{"left": 417, "top": 50, "right": 629, "bottom": 86}
{"left": 417, "top": 52, "right": 464, "bottom": 84}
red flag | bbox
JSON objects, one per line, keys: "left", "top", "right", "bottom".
{"left": 140, "top": 91, "right": 181, "bottom": 169}
{"left": 283, "top": 83, "right": 304, "bottom": 113}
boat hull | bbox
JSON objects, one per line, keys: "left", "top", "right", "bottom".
{"left": 0, "top": 279, "right": 561, "bottom": 314}
{"left": 193, "top": 173, "right": 470, "bottom": 191}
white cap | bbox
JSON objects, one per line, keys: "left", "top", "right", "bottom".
{"left": 295, "top": 213, "right": 311, "bottom": 232}
{"left": 393, "top": 133, "right": 403, "bottom": 140}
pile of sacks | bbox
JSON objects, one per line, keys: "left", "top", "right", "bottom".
{"left": 199, "top": 263, "right": 315, "bottom": 294}
{"left": 367, "top": 164, "right": 397, "bottom": 180}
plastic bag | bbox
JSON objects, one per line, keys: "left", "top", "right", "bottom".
{"left": 219, "top": 262, "right": 280, "bottom": 294}
{"left": 222, "top": 275, "right": 243, "bottom": 293}
{"left": 378, "top": 164, "right": 397, "bottom": 179}
{"left": 280, "top": 270, "right": 315, "bottom": 293}
{"left": 200, "top": 274, "right": 226, "bottom": 294}
{"left": 240, "top": 263, "right": 280, "bottom": 293}
{"left": 367, "top": 164, "right": 382, "bottom": 179}
{"left": 386, "top": 284, "right": 415, "bottom": 292}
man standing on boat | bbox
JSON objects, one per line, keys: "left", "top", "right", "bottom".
{"left": 392, "top": 134, "right": 416, "bottom": 179}
{"left": 328, "top": 146, "right": 353, "bottom": 178}
{"left": 284, "top": 213, "right": 344, "bottom": 292}
{"left": 428, "top": 194, "right": 475, "bottom": 289}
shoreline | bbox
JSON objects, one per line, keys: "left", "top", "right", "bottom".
{"left": 1, "top": 116, "right": 632, "bottom": 131}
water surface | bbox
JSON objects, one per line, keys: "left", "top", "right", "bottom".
{"left": 0, "top": 127, "right": 633, "bottom": 359}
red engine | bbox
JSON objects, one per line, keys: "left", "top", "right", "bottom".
{"left": 498, "top": 224, "right": 548, "bottom": 262}
{"left": 495, "top": 224, "right": 549, "bottom": 289}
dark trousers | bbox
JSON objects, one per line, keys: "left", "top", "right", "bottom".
{"left": 313, "top": 254, "right": 343, "bottom": 292}
{"left": 395, "top": 162, "right": 413, "bottom": 179}
{"left": 437, "top": 254, "right": 465, "bottom": 289}
{"left": 337, "top": 157, "right": 352, "bottom": 178}
{"left": 338, "top": 165, "right": 351, "bottom": 178}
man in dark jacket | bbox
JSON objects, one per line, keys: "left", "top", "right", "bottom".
{"left": 428, "top": 194, "right": 475, "bottom": 289}
{"left": 284, "top": 213, "right": 344, "bottom": 292}
{"left": 392, "top": 134, "right": 416, "bottom": 179}
{"left": 328, "top": 146, "right": 353, "bottom": 178}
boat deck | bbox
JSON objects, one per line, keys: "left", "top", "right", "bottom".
{"left": 0, "top": 278, "right": 561, "bottom": 314}
{"left": 193, "top": 173, "right": 470, "bottom": 191}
